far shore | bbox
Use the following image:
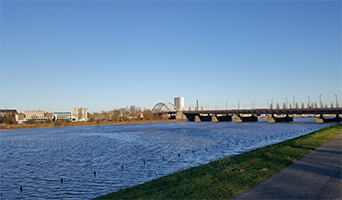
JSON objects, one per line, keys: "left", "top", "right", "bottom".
{"left": 1, "top": 115, "right": 338, "bottom": 131}
{"left": 0, "top": 119, "right": 188, "bottom": 131}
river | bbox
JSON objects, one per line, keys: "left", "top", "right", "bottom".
{"left": 0, "top": 119, "right": 334, "bottom": 199}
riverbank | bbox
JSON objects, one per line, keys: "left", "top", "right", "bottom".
{"left": 234, "top": 131, "right": 341, "bottom": 199}
{"left": 94, "top": 124, "right": 342, "bottom": 200}
{"left": 0, "top": 119, "right": 187, "bottom": 130}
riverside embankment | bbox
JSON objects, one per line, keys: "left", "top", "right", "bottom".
{"left": 0, "top": 119, "right": 186, "bottom": 130}
{"left": 94, "top": 124, "right": 341, "bottom": 200}
{"left": 234, "top": 130, "right": 341, "bottom": 199}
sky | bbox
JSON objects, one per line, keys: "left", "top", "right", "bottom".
{"left": 1, "top": 1, "right": 341, "bottom": 113}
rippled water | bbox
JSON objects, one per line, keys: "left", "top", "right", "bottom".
{"left": 0, "top": 119, "right": 334, "bottom": 199}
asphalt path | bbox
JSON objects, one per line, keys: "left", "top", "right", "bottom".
{"left": 234, "top": 133, "right": 342, "bottom": 200}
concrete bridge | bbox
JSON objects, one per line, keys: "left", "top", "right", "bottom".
{"left": 158, "top": 108, "right": 342, "bottom": 123}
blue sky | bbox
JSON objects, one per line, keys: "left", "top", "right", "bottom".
{"left": 1, "top": 1, "right": 341, "bottom": 113}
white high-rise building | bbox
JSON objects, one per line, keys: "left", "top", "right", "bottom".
{"left": 74, "top": 107, "right": 88, "bottom": 121}
{"left": 174, "top": 97, "right": 184, "bottom": 111}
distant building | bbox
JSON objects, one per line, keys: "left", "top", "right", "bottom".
{"left": 174, "top": 97, "right": 185, "bottom": 111}
{"left": 24, "top": 110, "right": 48, "bottom": 122}
{"left": 0, "top": 109, "right": 18, "bottom": 115}
{"left": 25, "top": 110, "right": 44, "bottom": 118}
{"left": 74, "top": 107, "right": 88, "bottom": 121}
{"left": 15, "top": 113, "right": 25, "bottom": 122}
{"left": 53, "top": 112, "right": 72, "bottom": 121}
{"left": 45, "top": 112, "right": 53, "bottom": 121}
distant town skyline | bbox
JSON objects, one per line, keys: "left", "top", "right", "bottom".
{"left": 1, "top": 1, "right": 341, "bottom": 113}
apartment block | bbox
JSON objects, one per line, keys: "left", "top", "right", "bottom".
{"left": 74, "top": 107, "right": 88, "bottom": 121}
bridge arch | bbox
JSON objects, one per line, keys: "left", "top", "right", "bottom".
{"left": 152, "top": 102, "right": 177, "bottom": 112}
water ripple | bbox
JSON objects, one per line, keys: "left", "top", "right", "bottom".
{"left": 0, "top": 119, "right": 334, "bottom": 199}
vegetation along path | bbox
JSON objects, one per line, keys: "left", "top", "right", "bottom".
{"left": 233, "top": 130, "right": 341, "bottom": 199}
{"left": 94, "top": 124, "right": 342, "bottom": 200}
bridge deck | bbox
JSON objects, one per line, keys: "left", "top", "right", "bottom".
{"left": 181, "top": 108, "right": 342, "bottom": 115}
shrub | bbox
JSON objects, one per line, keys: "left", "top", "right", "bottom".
{"left": 53, "top": 121, "right": 61, "bottom": 126}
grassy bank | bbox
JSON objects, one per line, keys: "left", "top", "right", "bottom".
{"left": 0, "top": 119, "right": 187, "bottom": 130}
{"left": 95, "top": 124, "right": 342, "bottom": 200}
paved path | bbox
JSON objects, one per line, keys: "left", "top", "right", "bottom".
{"left": 234, "top": 133, "right": 342, "bottom": 200}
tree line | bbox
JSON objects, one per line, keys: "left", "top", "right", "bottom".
{"left": 88, "top": 106, "right": 161, "bottom": 123}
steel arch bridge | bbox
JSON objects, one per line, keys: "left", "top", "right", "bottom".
{"left": 152, "top": 102, "right": 177, "bottom": 112}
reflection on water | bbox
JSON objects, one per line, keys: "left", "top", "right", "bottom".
{"left": 0, "top": 119, "right": 334, "bottom": 199}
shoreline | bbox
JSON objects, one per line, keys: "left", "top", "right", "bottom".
{"left": 0, "top": 119, "right": 188, "bottom": 130}
{"left": 1, "top": 116, "right": 337, "bottom": 131}
{"left": 94, "top": 124, "right": 342, "bottom": 200}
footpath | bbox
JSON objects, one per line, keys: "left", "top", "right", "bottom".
{"left": 234, "top": 133, "right": 342, "bottom": 200}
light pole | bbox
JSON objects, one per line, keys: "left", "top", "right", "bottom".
{"left": 285, "top": 98, "right": 288, "bottom": 109}
{"left": 307, "top": 96, "right": 310, "bottom": 108}
{"left": 293, "top": 96, "right": 295, "bottom": 109}
{"left": 271, "top": 98, "right": 274, "bottom": 109}
{"left": 335, "top": 94, "right": 338, "bottom": 108}
{"left": 319, "top": 94, "right": 322, "bottom": 108}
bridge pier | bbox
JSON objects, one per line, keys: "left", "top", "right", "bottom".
{"left": 175, "top": 112, "right": 187, "bottom": 120}
{"left": 315, "top": 114, "right": 341, "bottom": 123}
{"left": 194, "top": 115, "right": 201, "bottom": 122}
{"left": 234, "top": 115, "right": 258, "bottom": 123}
{"left": 267, "top": 114, "right": 293, "bottom": 123}
{"left": 212, "top": 115, "right": 218, "bottom": 122}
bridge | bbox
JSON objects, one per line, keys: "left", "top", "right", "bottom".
{"left": 181, "top": 108, "right": 342, "bottom": 123}
{"left": 152, "top": 103, "right": 342, "bottom": 123}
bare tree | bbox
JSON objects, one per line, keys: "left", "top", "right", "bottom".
{"left": 142, "top": 109, "right": 157, "bottom": 120}
{"left": 1, "top": 113, "right": 17, "bottom": 124}
{"left": 127, "top": 105, "right": 141, "bottom": 120}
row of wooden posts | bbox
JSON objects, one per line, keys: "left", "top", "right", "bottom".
{"left": 19, "top": 126, "right": 324, "bottom": 192}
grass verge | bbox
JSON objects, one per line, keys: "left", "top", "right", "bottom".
{"left": 94, "top": 124, "right": 342, "bottom": 200}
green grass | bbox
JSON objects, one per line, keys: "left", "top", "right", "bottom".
{"left": 94, "top": 124, "right": 342, "bottom": 200}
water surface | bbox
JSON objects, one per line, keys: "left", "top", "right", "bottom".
{"left": 0, "top": 119, "right": 333, "bottom": 199}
